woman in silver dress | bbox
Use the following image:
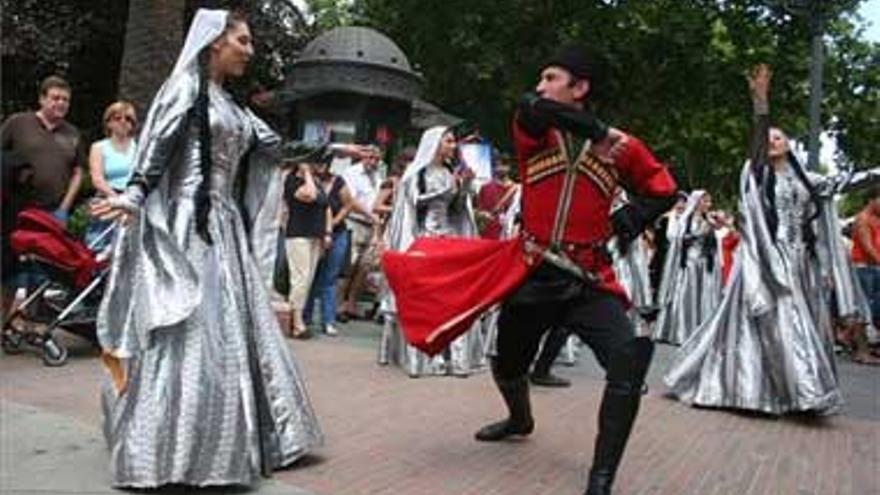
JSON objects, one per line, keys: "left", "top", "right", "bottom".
{"left": 93, "top": 9, "right": 325, "bottom": 487}
{"left": 653, "top": 190, "right": 722, "bottom": 345}
{"left": 379, "top": 126, "right": 486, "bottom": 377}
{"left": 610, "top": 191, "right": 656, "bottom": 339}
{"left": 664, "top": 65, "right": 879, "bottom": 415}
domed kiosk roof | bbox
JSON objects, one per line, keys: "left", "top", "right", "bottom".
{"left": 283, "top": 26, "right": 423, "bottom": 103}
{"left": 297, "top": 26, "right": 415, "bottom": 73}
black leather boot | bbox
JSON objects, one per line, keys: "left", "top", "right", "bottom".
{"left": 530, "top": 370, "right": 572, "bottom": 387}
{"left": 584, "top": 386, "right": 641, "bottom": 494}
{"left": 475, "top": 364, "right": 534, "bottom": 441}
{"left": 530, "top": 327, "right": 571, "bottom": 388}
{"left": 584, "top": 338, "right": 653, "bottom": 495}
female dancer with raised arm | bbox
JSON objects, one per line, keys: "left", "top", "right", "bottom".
{"left": 665, "top": 65, "right": 880, "bottom": 415}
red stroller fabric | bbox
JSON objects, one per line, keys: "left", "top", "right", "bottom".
{"left": 9, "top": 208, "right": 99, "bottom": 289}
{"left": 381, "top": 237, "right": 535, "bottom": 356}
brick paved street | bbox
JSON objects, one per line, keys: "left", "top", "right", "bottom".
{"left": 1, "top": 318, "right": 878, "bottom": 495}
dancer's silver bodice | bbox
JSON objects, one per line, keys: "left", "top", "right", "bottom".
{"left": 683, "top": 216, "right": 712, "bottom": 262}
{"left": 208, "top": 83, "right": 250, "bottom": 201}
{"left": 417, "top": 165, "right": 456, "bottom": 236}
{"left": 774, "top": 166, "right": 813, "bottom": 249}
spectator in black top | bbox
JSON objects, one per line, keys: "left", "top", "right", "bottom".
{"left": 284, "top": 158, "right": 331, "bottom": 338}
{"left": 302, "top": 152, "right": 358, "bottom": 336}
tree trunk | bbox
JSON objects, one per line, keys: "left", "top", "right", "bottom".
{"left": 117, "top": 0, "right": 186, "bottom": 115}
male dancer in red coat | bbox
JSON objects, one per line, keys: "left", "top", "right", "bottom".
{"left": 474, "top": 46, "right": 677, "bottom": 495}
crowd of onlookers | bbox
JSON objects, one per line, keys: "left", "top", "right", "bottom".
{"left": 3, "top": 76, "right": 128, "bottom": 317}
{"left": 2, "top": 75, "right": 879, "bottom": 369}
{"left": 0, "top": 75, "right": 520, "bottom": 345}
{"left": 276, "top": 126, "right": 521, "bottom": 342}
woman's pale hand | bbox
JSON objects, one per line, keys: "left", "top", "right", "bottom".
{"left": 91, "top": 198, "right": 134, "bottom": 225}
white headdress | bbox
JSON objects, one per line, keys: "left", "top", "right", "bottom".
{"left": 172, "top": 9, "right": 229, "bottom": 77}
{"left": 400, "top": 126, "right": 448, "bottom": 184}
{"left": 678, "top": 189, "right": 707, "bottom": 234}
{"left": 385, "top": 127, "right": 448, "bottom": 252}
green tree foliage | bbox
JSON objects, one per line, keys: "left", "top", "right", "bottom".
{"left": 305, "top": 0, "right": 364, "bottom": 31}
{"left": 1, "top": 0, "right": 310, "bottom": 141}
{"left": 1, "top": 0, "right": 130, "bottom": 142}
{"left": 357, "top": 0, "right": 878, "bottom": 207}
{"left": 4, "top": 0, "right": 877, "bottom": 209}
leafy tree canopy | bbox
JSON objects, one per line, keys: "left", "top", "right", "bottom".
{"left": 3, "top": 0, "right": 878, "bottom": 210}
{"left": 355, "top": 0, "right": 879, "bottom": 208}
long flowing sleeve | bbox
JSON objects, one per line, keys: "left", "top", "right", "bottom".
{"left": 839, "top": 167, "right": 880, "bottom": 193}
{"left": 809, "top": 166, "right": 880, "bottom": 197}
{"left": 241, "top": 108, "right": 287, "bottom": 291}
{"left": 239, "top": 108, "right": 330, "bottom": 290}
{"left": 97, "top": 73, "right": 202, "bottom": 357}
{"left": 748, "top": 113, "right": 771, "bottom": 181}
{"left": 814, "top": 198, "right": 863, "bottom": 318}
{"left": 115, "top": 73, "right": 199, "bottom": 211}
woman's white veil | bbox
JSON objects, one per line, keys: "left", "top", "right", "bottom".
{"left": 656, "top": 189, "right": 707, "bottom": 306}
{"left": 400, "top": 126, "right": 447, "bottom": 185}
{"left": 172, "top": 9, "right": 228, "bottom": 76}
{"left": 385, "top": 126, "right": 448, "bottom": 252}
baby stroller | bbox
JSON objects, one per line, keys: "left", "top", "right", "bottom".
{"left": 2, "top": 208, "right": 114, "bottom": 366}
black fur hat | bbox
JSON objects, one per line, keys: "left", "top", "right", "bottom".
{"left": 541, "top": 44, "right": 596, "bottom": 82}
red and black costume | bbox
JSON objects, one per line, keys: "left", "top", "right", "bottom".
{"left": 473, "top": 91, "right": 676, "bottom": 495}
{"left": 382, "top": 47, "right": 677, "bottom": 495}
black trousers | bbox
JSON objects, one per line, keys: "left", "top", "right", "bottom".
{"left": 495, "top": 265, "right": 640, "bottom": 382}
{"left": 532, "top": 325, "right": 574, "bottom": 374}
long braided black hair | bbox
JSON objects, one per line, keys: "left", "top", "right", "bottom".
{"left": 786, "top": 150, "right": 822, "bottom": 251}
{"left": 193, "top": 55, "right": 213, "bottom": 244}
{"left": 191, "top": 10, "right": 248, "bottom": 245}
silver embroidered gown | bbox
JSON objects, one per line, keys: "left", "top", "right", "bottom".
{"left": 611, "top": 236, "right": 655, "bottom": 338}
{"left": 654, "top": 212, "right": 722, "bottom": 345}
{"left": 379, "top": 164, "right": 487, "bottom": 376}
{"left": 99, "top": 80, "right": 322, "bottom": 487}
{"left": 664, "top": 161, "right": 847, "bottom": 415}
{"left": 610, "top": 191, "right": 657, "bottom": 338}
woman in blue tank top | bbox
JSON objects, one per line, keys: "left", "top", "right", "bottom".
{"left": 85, "top": 101, "right": 137, "bottom": 249}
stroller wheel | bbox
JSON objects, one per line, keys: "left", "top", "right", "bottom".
{"left": 41, "top": 338, "right": 68, "bottom": 367}
{"left": 1, "top": 330, "right": 24, "bottom": 355}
